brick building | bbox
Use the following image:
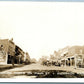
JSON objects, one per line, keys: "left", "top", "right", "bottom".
{"left": 0, "top": 38, "right": 31, "bottom": 65}
{"left": 0, "top": 39, "right": 15, "bottom": 64}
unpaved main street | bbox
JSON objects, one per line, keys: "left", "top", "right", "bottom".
{"left": 1, "top": 63, "right": 84, "bottom": 78}
{"left": 2, "top": 63, "right": 84, "bottom": 73}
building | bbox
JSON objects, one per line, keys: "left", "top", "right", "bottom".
{"left": 60, "top": 46, "right": 84, "bottom": 68}
{"left": 0, "top": 38, "right": 31, "bottom": 65}
{"left": 15, "top": 45, "right": 25, "bottom": 64}
{"left": 24, "top": 52, "right": 31, "bottom": 64}
{"left": 15, "top": 46, "right": 31, "bottom": 64}
{"left": 0, "top": 39, "right": 15, "bottom": 64}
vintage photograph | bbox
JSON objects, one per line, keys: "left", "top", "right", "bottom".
{"left": 0, "top": 1, "right": 84, "bottom": 79}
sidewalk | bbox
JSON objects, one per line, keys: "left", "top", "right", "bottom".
{"left": 0, "top": 64, "right": 24, "bottom": 72}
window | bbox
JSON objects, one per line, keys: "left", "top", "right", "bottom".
{"left": 1, "top": 45, "right": 3, "bottom": 48}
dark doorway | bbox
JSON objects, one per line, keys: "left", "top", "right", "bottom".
{"left": 14, "top": 56, "right": 19, "bottom": 64}
{"left": 7, "top": 55, "right": 12, "bottom": 64}
{"left": 68, "top": 58, "right": 70, "bottom": 66}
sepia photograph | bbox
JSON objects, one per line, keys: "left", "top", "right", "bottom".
{"left": 0, "top": 1, "right": 84, "bottom": 82}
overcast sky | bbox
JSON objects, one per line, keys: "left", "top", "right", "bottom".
{"left": 0, "top": 2, "right": 84, "bottom": 60}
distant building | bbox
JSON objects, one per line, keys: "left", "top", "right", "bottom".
{"left": 24, "top": 52, "right": 31, "bottom": 64}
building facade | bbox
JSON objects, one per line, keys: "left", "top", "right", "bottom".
{"left": 59, "top": 46, "right": 84, "bottom": 68}
{"left": 0, "top": 38, "right": 31, "bottom": 65}
{"left": 0, "top": 39, "right": 15, "bottom": 64}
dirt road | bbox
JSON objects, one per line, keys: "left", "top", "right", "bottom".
{"left": 2, "top": 63, "right": 84, "bottom": 73}
{"left": 1, "top": 63, "right": 84, "bottom": 78}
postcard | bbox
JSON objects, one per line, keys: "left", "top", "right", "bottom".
{"left": 0, "top": 0, "right": 84, "bottom": 82}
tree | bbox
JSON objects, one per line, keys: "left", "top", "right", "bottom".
{"left": 38, "top": 56, "right": 48, "bottom": 65}
{"left": 50, "top": 54, "right": 55, "bottom": 60}
{"left": 31, "top": 58, "right": 37, "bottom": 63}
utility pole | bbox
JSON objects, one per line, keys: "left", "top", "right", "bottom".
{"left": 75, "top": 54, "right": 77, "bottom": 69}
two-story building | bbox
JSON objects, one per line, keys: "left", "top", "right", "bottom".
{"left": 0, "top": 38, "right": 15, "bottom": 64}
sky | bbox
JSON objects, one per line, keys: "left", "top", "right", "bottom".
{"left": 0, "top": 2, "right": 84, "bottom": 60}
